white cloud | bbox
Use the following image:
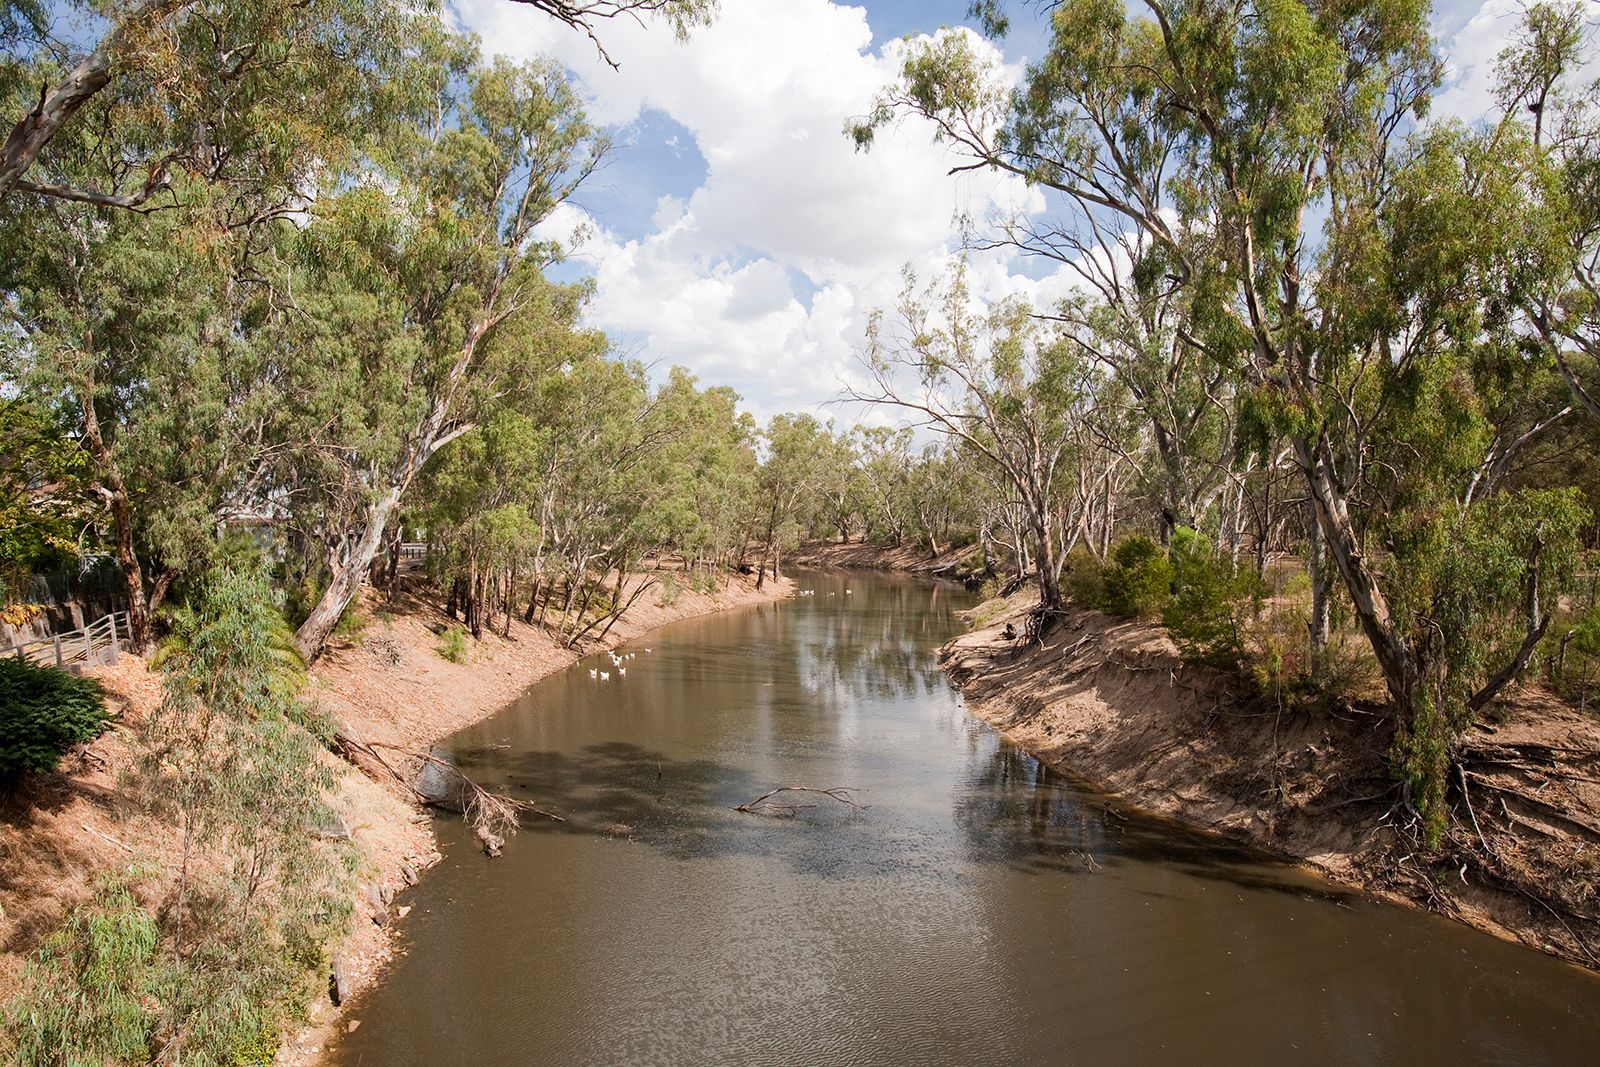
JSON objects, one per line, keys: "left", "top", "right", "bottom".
{"left": 457, "top": 0, "right": 1562, "bottom": 424}
{"left": 453, "top": 0, "right": 1053, "bottom": 423}
{"left": 1432, "top": 0, "right": 1520, "bottom": 123}
{"left": 1432, "top": 0, "right": 1600, "bottom": 126}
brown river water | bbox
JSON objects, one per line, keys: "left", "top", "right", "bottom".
{"left": 330, "top": 569, "right": 1600, "bottom": 1067}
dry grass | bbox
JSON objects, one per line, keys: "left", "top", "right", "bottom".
{"left": 0, "top": 569, "right": 791, "bottom": 1064}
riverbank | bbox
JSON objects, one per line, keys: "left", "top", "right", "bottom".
{"left": 939, "top": 592, "right": 1600, "bottom": 973}
{"left": 793, "top": 539, "right": 984, "bottom": 582}
{"left": 0, "top": 569, "right": 790, "bottom": 1062}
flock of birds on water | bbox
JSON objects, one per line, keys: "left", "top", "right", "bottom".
{"left": 585, "top": 587, "right": 850, "bottom": 681}
{"left": 589, "top": 647, "right": 641, "bottom": 682}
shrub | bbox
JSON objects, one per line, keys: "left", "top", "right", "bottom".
{"left": 436, "top": 625, "right": 469, "bottom": 663}
{"left": 134, "top": 564, "right": 355, "bottom": 1065}
{"left": 1163, "top": 528, "right": 1259, "bottom": 666}
{"left": 331, "top": 603, "right": 367, "bottom": 641}
{"left": 1061, "top": 545, "right": 1104, "bottom": 607}
{"left": 1098, "top": 535, "right": 1173, "bottom": 617}
{"left": 3, "top": 875, "right": 159, "bottom": 1066}
{"left": 0, "top": 657, "right": 109, "bottom": 782}
{"left": 1554, "top": 603, "right": 1600, "bottom": 709}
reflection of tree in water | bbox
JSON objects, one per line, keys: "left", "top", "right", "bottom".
{"left": 793, "top": 574, "right": 967, "bottom": 704}
{"left": 955, "top": 741, "right": 1361, "bottom": 900}
{"left": 955, "top": 743, "right": 1113, "bottom": 873}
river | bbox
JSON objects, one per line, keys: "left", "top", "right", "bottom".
{"left": 330, "top": 569, "right": 1600, "bottom": 1066}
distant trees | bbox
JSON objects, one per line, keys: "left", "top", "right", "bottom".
{"left": 851, "top": 267, "right": 1102, "bottom": 610}
{"left": 852, "top": 0, "right": 1600, "bottom": 839}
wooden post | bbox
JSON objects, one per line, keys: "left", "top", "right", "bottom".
{"left": 110, "top": 613, "right": 120, "bottom": 661}
{"left": 54, "top": 634, "right": 62, "bottom": 667}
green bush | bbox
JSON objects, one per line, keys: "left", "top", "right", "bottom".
{"left": 1062, "top": 545, "right": 1105, "bottom": 606}
{"left": 3, "top": 875, "right": 159, "bottom": 1066}
{"left": 1098, "top": 535, "right": 1173, "bottom": 617}
{"left": 0, "top": 657, "right": 109, "bottom": 782}
{"left": 1163, "top": 527, "right": 1258, "bottom": 666}
{"left": 436, "top": 625, "right": 469, "bottom": 663}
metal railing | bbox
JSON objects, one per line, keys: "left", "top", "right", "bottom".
{"left": 3, "top": 611, "right": 126, "bottom": 671}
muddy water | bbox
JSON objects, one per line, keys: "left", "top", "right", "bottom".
{"left": 331, "top": 570, "right": 1600, "bottom": 1067}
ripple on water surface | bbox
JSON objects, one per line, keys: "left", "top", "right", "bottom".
{"left": 331, "top": 571, "right": 1600, "bottom": 1067}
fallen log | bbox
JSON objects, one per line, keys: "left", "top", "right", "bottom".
{"left": 734, "top": 786, "right": 862, "bottom": 817}
{"left": 331, "top": 720, "right": 561, "bottom": 856}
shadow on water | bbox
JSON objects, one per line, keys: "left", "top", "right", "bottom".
{"left": 954, "top": 740, "right": 1359, "bottom": 903}
{"left": 332, "top": 568, "right": 1600, "bottom": 1067}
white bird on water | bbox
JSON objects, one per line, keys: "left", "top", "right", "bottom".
{"left": 600, "top": 671, "right": 610, "bottom": 681}
{"left": 589, "top": 668, "right": 597, "bottom": 678}
{"left": 618, "top": 667, "right": 626, "bottom": 677}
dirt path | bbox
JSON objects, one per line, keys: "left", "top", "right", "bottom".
{"left": 940, "top": 595, "right": 1600, "bottom": 973}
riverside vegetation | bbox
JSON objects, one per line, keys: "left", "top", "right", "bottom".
{"left": 3, "top": 0, "right": 1600, "bottom": 1061}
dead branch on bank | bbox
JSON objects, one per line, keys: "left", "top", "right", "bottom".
{"left": 734, "top": 786, "right": 863, "bottom": 817}
{"left": 331, "top": 722, "right": 562, "bottom": 856}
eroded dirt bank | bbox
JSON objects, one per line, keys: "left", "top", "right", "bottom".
{"left": 0, "top": 571, "right": 790, "bottom": 1063}
{"left": 794, "top": 538, "right": 984, "bottom": 581}
{"left": 940, "top": 595, "right": 1600, "bottom": 973}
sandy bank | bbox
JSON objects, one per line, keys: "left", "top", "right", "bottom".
{"left": 0, "top": 570, "right": 790, "bottom": 1062}
{"left": 793, "top": 538, "right": 983, "bottom": 581}
{"left": 940, "top": 595, "right": 1600, "bottom": 973}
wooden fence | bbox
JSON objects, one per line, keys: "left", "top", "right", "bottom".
{"left": 3, "top": 611, "right": 126, "bottom": 672}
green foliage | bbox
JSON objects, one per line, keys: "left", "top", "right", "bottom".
{"left": 0, "top": 400, "right": 95, "bottom": 605}
{"left": 1162, "top": 528, "right": 1259, "bottom": 667}
{"left": 2, "top": 875, "right": 159, "bottom": 1066}
{"left": 1385, "top": 488, "right": 1589, "bottom": 843}
{"left": 135, "top": 564, "right": 353, "bottom": 1065}
{"left": 1098, "top": 535, "right": 1172, "bottom": 618}
{"left": 0, "top": 657, "right": 108, "bottom": 782}
{"left": 436, "top": 625, "right": 469, "bottom": 663}
{"left": 1062, "top": 545, "right": 1105, "bottom": 607}
{"left": 1551, "top": 601, "right": 1600, "bottom": 707}
{"left": 332, "top": 603, "right": 367, "bottom": 641}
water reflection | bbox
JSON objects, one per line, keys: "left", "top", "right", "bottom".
{"left": 331, "top": 569, "right": 1600, "bottom": 1067}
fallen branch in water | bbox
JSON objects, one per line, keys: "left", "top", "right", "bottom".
{"left": 332, "top": 722, "right": 562, "bottom": 856}
{"left": 734, "top": 786, "right": 862, "bottom": 817}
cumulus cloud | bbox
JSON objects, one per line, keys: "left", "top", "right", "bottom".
{"left": 453, "top": 0, "right": 1053, "bottom": 422}
{"left": 454, "top": 0, "right": 1555, "bottom": 424}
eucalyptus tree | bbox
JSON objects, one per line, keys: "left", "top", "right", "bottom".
{"left": 851, "top": 266, "right": 1095, "bottom": 610}
{"left": 0, "top": 204, "right": 275, "bottom": 653}
{"left": 858, "top": 0, "right": 1592, "bottom": 835}
{"left": 812, "top": 421, "right": 868, "bottom": 543}
{"left": 754, "top": 413, "right": 828, "bottom": 589}
{"left": 0, "top": 0, "right": 715, "bottom": 204}
{"left": 412, "top": 410, "right": 543, "bottom": 638}
{"left": 0, "top": 0, "right": 447, "bottom": 652}
{"left": 0, "top": 0, "right": 434, "bottom": 206}
{"left": 1493, "top": 1, "right": 1600, "bottom": 424}
{"left": 285, "top": 54, "right": 606, "bottom": 662}
{"left": 854, "top": 425, "right": 917, "bottom": 545}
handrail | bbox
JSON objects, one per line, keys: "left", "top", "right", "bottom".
{"left": 3, "top": 610, "right": 127, "bottom": 670}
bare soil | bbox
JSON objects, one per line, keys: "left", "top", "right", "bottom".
{"left": 0, "top": 569, "right": 790, "bottom": 1062}
{"left": 941, "top": 594, "right": 1600, "bottom": 972}
{"left": 794, "top": 538, "right": 984, "bottom": 581}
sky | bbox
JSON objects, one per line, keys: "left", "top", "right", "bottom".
{"left": 447, "top": 0, "right": 1561, "bottom": 425}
